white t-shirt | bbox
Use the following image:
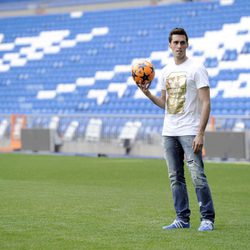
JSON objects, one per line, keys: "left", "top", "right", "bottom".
{"left": 160, "top": 58, "right": 209, "bottom": 136}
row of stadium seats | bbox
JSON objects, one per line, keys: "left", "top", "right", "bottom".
{"left": 0, "top": 116, "right": 163, "bottom": 142}
{"left": 1, "top": 115, "right": 249, "bottom": 147}
{"left": 0, "top": 0, "right": 250, "bottom": 131}
{"left": 0, "top": 0, "right": 134, "bottom": 11}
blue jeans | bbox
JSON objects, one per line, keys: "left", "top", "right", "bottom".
{"left": 162, "top": 136, "right": 215, "bottom": 223}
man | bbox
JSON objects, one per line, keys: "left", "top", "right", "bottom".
{"left": 138, "top": 27, "right": 215, "bottom": 231}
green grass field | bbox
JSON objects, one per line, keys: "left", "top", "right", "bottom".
{"left": 0, "top": 154, "right": 249, "bottom": 250}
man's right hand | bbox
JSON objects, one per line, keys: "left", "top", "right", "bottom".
{"left": 137, "top": 82, "right": 151, "bottom": 97}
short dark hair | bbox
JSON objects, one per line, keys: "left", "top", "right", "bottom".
{"left": 168, "top": 27, "right": 189, "bottom": 43}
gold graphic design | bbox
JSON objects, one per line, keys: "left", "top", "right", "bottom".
{"left": 166, "top": 72, "right": 187, "bottom": 114}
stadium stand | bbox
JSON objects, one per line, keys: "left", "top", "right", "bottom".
{"left": 0, "top": 0, "right": 180, "bottom": 15}
{"left": 0, "top": 0, "right": 250, "bottom": 152}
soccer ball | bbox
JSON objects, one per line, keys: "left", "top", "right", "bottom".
{"left": 131, "top": 60, "right": 155, "bottom": 89}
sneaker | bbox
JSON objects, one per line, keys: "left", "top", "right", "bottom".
{"left": 198, "top": 220, "right": 214, "bottom": 231}
{"left": 162, "top": 219, "right": 190, "bottom": 230}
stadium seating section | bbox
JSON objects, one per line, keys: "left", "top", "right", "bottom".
{"left": 0, "top": 0, "right": 131, "bottom": 11}
{"left": 0, "top": 0, "right": 250, "bottom": 136}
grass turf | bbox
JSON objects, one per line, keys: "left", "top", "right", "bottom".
{"left": 0, "top": 154, "right": 249, "bottom": 250}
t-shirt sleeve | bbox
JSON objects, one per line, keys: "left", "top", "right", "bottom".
{"left": 194, "top": 64, "right": 210, "bottom": 89}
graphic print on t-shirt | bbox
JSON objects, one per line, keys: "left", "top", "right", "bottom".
{"left": 166, "top": 72, "right": 187, "bottom": 114}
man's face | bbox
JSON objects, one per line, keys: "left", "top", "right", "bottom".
{"left": 169, "top": 34, "right": 188, "bottom": 60}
